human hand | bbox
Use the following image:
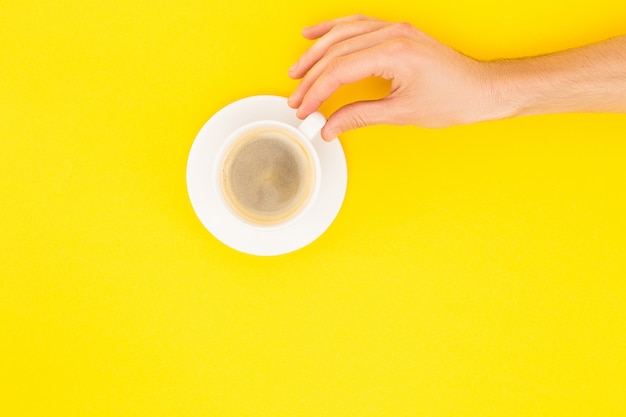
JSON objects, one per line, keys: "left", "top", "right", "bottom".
{"left": 288, "top": 15, "right": 500, "bottom": 140}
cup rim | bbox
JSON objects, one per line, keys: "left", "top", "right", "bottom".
{"left": 213, "top": 119, "right": 322, "bottom": 231}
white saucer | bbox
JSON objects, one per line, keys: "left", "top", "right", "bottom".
{"left": 186, "top": 95, "right": 347, "bottom": 256}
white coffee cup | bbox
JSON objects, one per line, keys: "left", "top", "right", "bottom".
{"left": 213, "top": 112, "right": 325, "bottom": 231}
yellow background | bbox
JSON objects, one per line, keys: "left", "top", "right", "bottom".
{"left": 1, "top": 1, "right": 625, "bottom": 416}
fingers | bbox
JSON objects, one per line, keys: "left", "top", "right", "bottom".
{"left": 288, "top": 19, "right": 388, "bottom": 80}
{"left": 289, "top": 24, "right": 409, "bottom": 109}
{"left": 295, "top": 41, "right": 405, "bottom": 119}
{"left": 300, "top": 14, "right": 379, "bottom": 40}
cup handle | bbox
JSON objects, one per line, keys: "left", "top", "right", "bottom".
{"left": 297, "top": 112, "right": 326, "bottom": 141}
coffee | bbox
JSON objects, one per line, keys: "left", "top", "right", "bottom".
{"left": 220, "top": 126, "right": 315, "bottom": 225}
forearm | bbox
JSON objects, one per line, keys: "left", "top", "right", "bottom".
{"left": 485, "top": 35, "right": 626, "bottom": 120}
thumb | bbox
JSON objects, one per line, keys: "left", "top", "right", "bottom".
{"left": 321, "top": 99, "right": 397, "bottom": 140}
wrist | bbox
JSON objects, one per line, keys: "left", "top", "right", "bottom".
{"left": 478, "top": 59, "right": 536, "bottom": 122}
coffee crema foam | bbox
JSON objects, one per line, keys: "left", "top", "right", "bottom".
{"left": 220, "top": 127, "right": 315, "bottom": 225}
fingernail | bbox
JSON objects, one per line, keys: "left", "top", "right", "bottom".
{"left": 323, "top": 128, "right": 338, "bottom": 141}
{"left": 288, "top": 60, "right": 298, "bottom": 74}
